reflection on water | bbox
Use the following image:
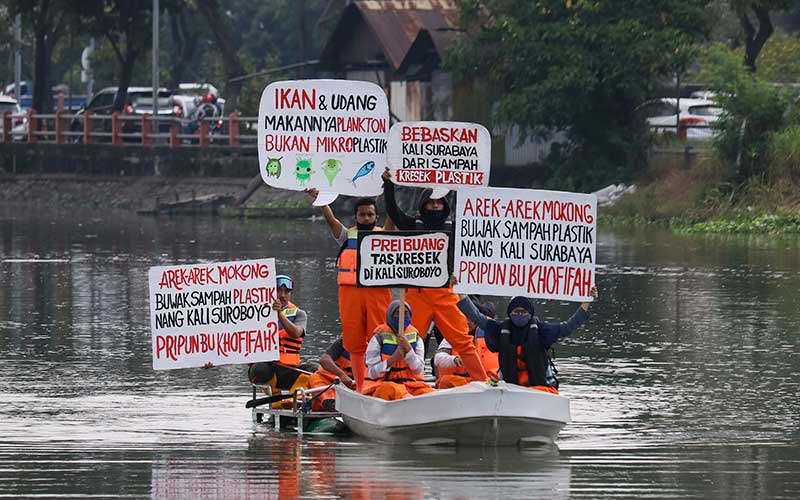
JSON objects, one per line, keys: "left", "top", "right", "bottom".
{"left": 1, "top": 203, "right": 799, "bottom": 499}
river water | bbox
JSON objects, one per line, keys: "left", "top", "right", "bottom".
{"left": 1, "top": 202, "right": 798, "bottom": 499}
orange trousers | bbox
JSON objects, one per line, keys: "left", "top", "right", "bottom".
{"left": 308, "top": 369, "right": 339, "bottom": 411}
{"left": 364, "top": 381, "right": 434, "bottom": 401}
{"left": 405, "top": 287, "right": 476, "bottom": 355}
{"left": 437, "top": 374, "right": 471, "bottom": 389}
{"left": 339, "top": 285, "right": 392, "bottom": 355}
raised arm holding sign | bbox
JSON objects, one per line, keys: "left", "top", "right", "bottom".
{"left": 304, "top": 189, "right": 393, "bottom": 393}
{"left": 360, "top": 179, "right": 491, "bottom": 385}
{"left": 450, "top": 184, "right": 600, "bottom": 394}
{"left": 454, "top": 283, "right": 598, "bottom": 394}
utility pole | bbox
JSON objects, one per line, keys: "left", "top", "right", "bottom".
{"left": 14, "top": 14, "right": 21, "bottom": 101}
{"left": 297, "top": 0, "right": 307, "bottom": 78}
{"left": 152, "top": 0, "right": 160, "bottom": 119}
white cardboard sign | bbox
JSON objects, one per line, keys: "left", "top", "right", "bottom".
{"left": 258, "top": 79, "right": 389, "bottom": 205}
{"left": 357, "top": 231, "right": 451, "bottom": 288}
{"left": 387, "top": 121, "right": 491, "bottom": 190}
{"left": 453, "top": 186, "right": 597, "bottom": 301}
{"left": 149, "top": 259, "right": 280, "bottom": 370}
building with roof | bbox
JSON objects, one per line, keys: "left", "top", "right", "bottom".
{"left": 318, "top": 0, "right": 558, "bottom": 171}
{"left": 319, "top": 0, "right": 551, "bottom": 172}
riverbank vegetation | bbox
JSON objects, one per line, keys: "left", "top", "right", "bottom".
{"left": 604, "top": 41, "right": 800, "bottom": 234}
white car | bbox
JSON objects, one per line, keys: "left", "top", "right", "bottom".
{"left": 641, "top": 98, "right": 723, "bottom": 140}
{"left": 0, "top": 95, "right": 27, "bottom": 141}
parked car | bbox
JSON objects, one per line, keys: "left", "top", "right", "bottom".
{"left": 640, "top": 98, "right": 723, "bottom": 140}
{"left": 69, "top": 87, "right": 174, "bottom": 140}
{"left": 0, "top": 95, "right": 27, "bottom": 141}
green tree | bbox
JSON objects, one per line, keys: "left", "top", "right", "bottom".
{"left": 446, "top": 0, "right": 711, "bottom": 191}
{"left": 196, "top": 0, "right": 246, "bottom": 113}
{"left": 5, "top": 0, "right": 74, "bottom": 112}
{"left": 731, "top": 0, "right": 791, "bottom": 72}
{"left": 76, "top": 0, "right": 170, "bottom": 111}
{"left": 757, "top": 34, "right": 800, "bottom": 83}
{"left": 699, "top": 43, "right": 794, "bottom": 183}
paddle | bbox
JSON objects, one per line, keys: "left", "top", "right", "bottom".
{"left": 273, "top": 362, "right": 314, "bottom": 375}
{"left": 246, "top": 379, "right": 339, "bottom": 408}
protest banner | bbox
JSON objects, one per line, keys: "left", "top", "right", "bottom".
{"left": 356, "top": 231, "right": 452, "bottom": 288}
{"left": 453, "top": 186, "right": 597, "bottom": 301}
{"left": 387, "top": 121, "right": 491, "bottom": 191}
{"left": 258, "top": 79, "right": 389, "bottom": 204}
{"left": 148, "top": 259, "right": 280, "bottom": 370}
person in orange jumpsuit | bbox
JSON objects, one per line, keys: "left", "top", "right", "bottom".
{"left": 307, "top": 335, "right": 354, "bottom": 411}
{"left": 306, "top": 189, "right": 393, "bottom": 392}
{"left": 381, "top": 168, "right": 488, "bottom": 382}
{"left": 362, "top": 300, "right": 434, "bottom": 401}
{"left": 433, "top": 300, "right": 500, "bottom": 388}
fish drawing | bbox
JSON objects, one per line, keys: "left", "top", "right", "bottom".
{"left": 350, "top": 161, "right": 375, "bottom": 186}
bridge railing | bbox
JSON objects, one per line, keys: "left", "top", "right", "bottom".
{"left": 1, "top": 108, "right": 259, "bottom": 148}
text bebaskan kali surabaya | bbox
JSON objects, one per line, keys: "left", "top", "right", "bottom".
{"left": 154, "top": 327, "right": 279, "bottom": 362}
{"left": 402, "top": 143, "right": 478, "bottom": 158}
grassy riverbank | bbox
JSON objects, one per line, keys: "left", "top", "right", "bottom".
{"left": 602, "top": 153, "right": 800, "bottom": 234}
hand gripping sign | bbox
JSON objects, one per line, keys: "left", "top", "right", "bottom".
{"left": 453, "top": 186, "right": 597, "bottom": 302}
{"left": 387, "top": 121, "right": 492, "bottom": 200}
{"left": 149, "top": 259, "right": 280, "bottom": 369}
{"left": 258, "top": 79, "right": 389, "bottom": 206}
{"left": 356, "top": 231, "right": 453, "bottom": 289}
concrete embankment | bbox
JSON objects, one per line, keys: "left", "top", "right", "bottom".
{"left": 0, "top": 143, "right": 546, "bottom": 214}
{"left": 0, "top": 143, "right": 310, "bottom": 213}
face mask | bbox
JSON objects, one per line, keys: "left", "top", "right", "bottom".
{"left": 420, "top": 210, "right": 447, "bottom": 229}
{"left": 389, "top": 315, "right": 412, "bottom": 334}
{"left": 510, "top": 312, "right": 531, "bottom": 327}
{"left": 356, "top": 222, "right": 376, "bottom": 231}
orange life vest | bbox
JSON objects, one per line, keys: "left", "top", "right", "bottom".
{"left": 436, "top": 328, "right": 499, "bottom": 383}
{"left": 278, "top": 302, "right": 303, "bottom": 366}
{"left": 337, "top": 225, "right": 383, "bottom": 285}
{"left": 365, "top": 324, "right": 424, "bottom": 384}
{"left": 334, "top": 349, "right": 353, "bottom": 376}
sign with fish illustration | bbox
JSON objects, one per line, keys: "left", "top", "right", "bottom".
{"left": 387, "top": 121, "right": 492, "bottom": 191}
{"left": 258, "top": 80, "right": 389, "bottom": 205}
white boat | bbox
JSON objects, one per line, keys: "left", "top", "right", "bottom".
{"left": 335, "top": 381, "right": 571, "bottom": 446}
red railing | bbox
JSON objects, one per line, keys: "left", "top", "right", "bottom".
{"left": 1, "top": 104, "right": 259, "bottom": 148}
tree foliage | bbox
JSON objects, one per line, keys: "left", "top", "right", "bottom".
{"left": 698, "top": 43, "right": 795, "bottom": 183}
{"left": 730, "top": 0, "right": 791, "bottom": 71}
{"left": 5, "top": 0, "right": 74, "bottom": 112}
{"left": 446, "top": 0, "right": 711, "bottom": 191}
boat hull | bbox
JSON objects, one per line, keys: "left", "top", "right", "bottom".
{"left": 336, "top": 381, "right": 570, "bottom": 446}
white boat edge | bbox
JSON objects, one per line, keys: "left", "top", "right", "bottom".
{"left": 335, "top": 381, "right": 571, "bottom": 446}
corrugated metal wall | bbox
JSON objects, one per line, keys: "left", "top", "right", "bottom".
{"left": 502, "top": 127, "right": 565, "bottom": 166}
